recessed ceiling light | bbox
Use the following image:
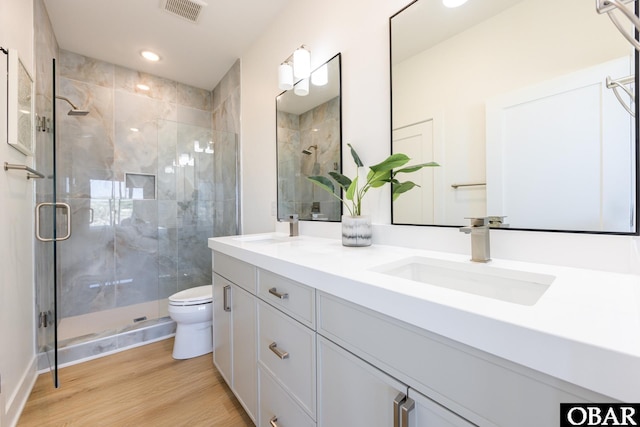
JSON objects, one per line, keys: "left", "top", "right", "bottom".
{"left": 136, "top": 84, "right": 150, "bottom": 91}
{"left": 140, "top": 50, "right": 160, "bottom": 62}
{"left": 443, "top": 0, "right": 468, "bottom": 8}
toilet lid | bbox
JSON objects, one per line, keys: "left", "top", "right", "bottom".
{"left": 169, "top": 285, "right": 213, "bottom": 305}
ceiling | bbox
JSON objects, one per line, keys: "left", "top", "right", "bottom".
{"left": 43, "top": 0, "right": 291, "bottom": 90}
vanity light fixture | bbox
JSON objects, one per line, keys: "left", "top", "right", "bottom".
{"left": 140, "top": 50, "right": 160, "bottom": 62}
{"left": 443, "top": 0, "right": 468, "bottom": 7}
{"left": 293, "top": 45, "right": 311, "bottom": 79}
{"left": 311, "top": 63, "right": 328, "bottom": 86}
{"left": 294, "top": 78, "right": 309, "bottom": 97}
{"left": 278, "top": 61, "right": 294, "bottom": 90}
{"left": 278, "top": 44, "right": 311, "bottom": 94}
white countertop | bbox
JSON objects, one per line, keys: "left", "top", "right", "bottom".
{"left": 209, "top": 232, "right": 640, "bottom": 402}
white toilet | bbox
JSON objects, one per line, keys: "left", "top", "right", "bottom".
{"left": 168, "top": 285, "right": 213, "bottom": 359}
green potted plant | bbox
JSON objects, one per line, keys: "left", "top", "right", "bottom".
{"left": 307, "top": 143, "right": 439, "bottom": 246}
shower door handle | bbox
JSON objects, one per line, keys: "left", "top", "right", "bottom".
{"left": 35, "top": 202, "right": 72, "bottom": 242}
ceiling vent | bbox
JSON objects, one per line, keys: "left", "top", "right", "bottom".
{"left": 161, "top": 0, "right": 207, "bottom": 23}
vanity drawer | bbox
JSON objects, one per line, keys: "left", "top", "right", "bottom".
{"left": 258, "top": 268, "right": 315, "bottom": 328}
{"left": 258, "top": 300, "right": 316, "bottom": 419}
{"left": 259, "top": 366, "right": 316, "bottom": 427}
{"left": 213, "top": 251, "right": 256, "bottom": 293}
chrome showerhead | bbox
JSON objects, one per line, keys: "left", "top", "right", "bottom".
{"left": 67, "top": 109, "right": 90, "bottom": 116}
{"left": 302, "top": 144, "right": 317, "bottom": 155}
{"left": 56, "top": 96, "right": 90, "bottom": 116}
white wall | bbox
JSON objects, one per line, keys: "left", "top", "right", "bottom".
{"left": 0, "top": 0, "right": 38, "bottom": 426}
{"left": 242, "top": 0, "right": 640, "bottom": 276}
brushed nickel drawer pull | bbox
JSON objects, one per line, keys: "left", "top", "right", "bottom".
{"left": 223, "top": 285, "right": 231, "bottom": 312}
{"left": 268, "top": 287, "right": 289, "bottom": 299}
{"left": 269, "top": 415, "right": 280, "bottom": 427}
{"left": 269, "top": 342, "right": 289, "bottom": 360}
{"left": 393, "top": 392, "right": 407, "bottom": 427}
{"left": 401, "top": 397, "right": 415, "bottom": 427}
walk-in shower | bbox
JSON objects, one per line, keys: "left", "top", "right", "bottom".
{"left": 35, "top": 50, "right": 240, "bottom": 373}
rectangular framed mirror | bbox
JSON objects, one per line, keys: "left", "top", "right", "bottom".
{"left": 390, "top": 0, "right": 638, "bottom": 234}
{"left": 7, "top": 48, "right": 34, "bottom": 156}
{"left": 277, "top": 52, "right": 342, "bottom": 222}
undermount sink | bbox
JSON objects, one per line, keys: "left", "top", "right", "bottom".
{"left": 370, "top": 256, "right": 554, "bottom": 306}
{"left": 233, "top": 234, "right": 292, "bottom": 244}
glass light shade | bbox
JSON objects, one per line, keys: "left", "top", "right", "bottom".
{"left": 293, "top": 46, "right": 311, "bottom": 79}
{"left": 278, "top": 62, "right": 294, "bottom": 90}
{"left": 311, "top": 64, "right": 328, "bottom": 86}
{"left": 294, "top": 78, "right": 309, "bottom": 96}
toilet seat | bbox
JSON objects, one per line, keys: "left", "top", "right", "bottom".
{"left": 169, "top": 285, "right": 213, "bottom": 306}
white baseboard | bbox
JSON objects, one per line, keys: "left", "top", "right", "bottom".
{"left": 4, "top": 356, "right": 37, "bottom": 427}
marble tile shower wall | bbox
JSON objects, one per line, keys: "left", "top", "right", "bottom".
{"left": 211, "top": 59, "right": 241, "bottom": 236}
{"left": 278, "top": 96, "right": 341, "bottom": 220}
{"left": 56, "top": 50, "right": 238, "bottom": 319}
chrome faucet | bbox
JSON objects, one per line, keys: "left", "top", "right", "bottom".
{"left": 459, "top": 217, "right": 491, "bottom": 263}
{"left": 288, "top": 214, "right": 299, "bottom": 237}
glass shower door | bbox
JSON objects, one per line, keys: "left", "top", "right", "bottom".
{"left": 34, "top": 58, "right": 60, "bottom": 387}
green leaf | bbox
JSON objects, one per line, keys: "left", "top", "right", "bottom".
{"left": 367, "top": 167, "right": 394, "bottom": 188}
{"left": 307, "top": 176, "right": 335, "bottom": 194}
{"left": 392, "top": 181, "right": 419, "bottom": 201}
{"left": 369, "top": 153, "right": 410, "bottom": 173}
{"left": 328, "top": 171, "right": 352, "bottom": 191}
{"left": 347, "top": 143, "right": 364, "bottom": 167}
{"left": 394, "top": 162, "right": 439, "bottom": 174}
{"left": 346, "top": 176, "right": 358, "bottom": 201}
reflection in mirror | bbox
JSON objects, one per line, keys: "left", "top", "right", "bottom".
{"left": 277, "top": 53, "right": 342, "bottom": 221}
{"left": 391, "top": 0, "right": 638, "bottom": 233}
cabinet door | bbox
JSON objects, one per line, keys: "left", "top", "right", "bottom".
{"left": 404, "top": 389, "right": 476, "bottom": 427}
{"left": 232, "top": 284, "right": 258, "bottom": 422}
{"left": 318, "top": 336, "right": 406, "bottom": 427}
{"left": 213, "top": 273, "right": 232, "bottom": 385}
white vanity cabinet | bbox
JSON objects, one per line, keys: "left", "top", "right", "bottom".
{"left": 212, "top": 253, "right": 258, "bottom": 423}
{"left": 209, "top": 238, "right": 621, "bottom": 427}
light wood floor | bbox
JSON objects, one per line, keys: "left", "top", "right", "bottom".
{"left": 18, "top": 338, "right": 254, "bottom": 427}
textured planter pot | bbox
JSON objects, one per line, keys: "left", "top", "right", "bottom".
{"left": 341, "top": 215, "right": 372, "bottom": 247}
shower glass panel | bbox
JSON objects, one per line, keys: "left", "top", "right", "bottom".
{"left": 158, "top": 121, "right": 239, "bottom": 300}
{"left": 34, "top": 58, "right": 58, "bottom": 386}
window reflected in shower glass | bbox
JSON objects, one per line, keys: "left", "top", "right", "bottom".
{"left": 125, "top": 173, "right": 156, "bottom": 200}
{"left": 89, "top": 200, "right": 112, "bottom": 227}
{"left": 90, "top": 179, "right": 113, "bottom": 198}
